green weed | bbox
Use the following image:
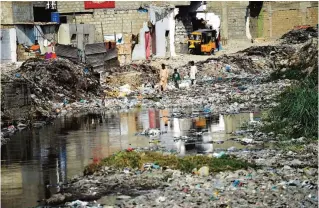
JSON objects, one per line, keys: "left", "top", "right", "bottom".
{"left": 84, "top": 151, "right": 256, "bottom": 176}
{"left": 261, "top": 79, "right": 318, "bottom": 139}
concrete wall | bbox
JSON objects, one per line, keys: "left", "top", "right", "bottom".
{"left": 1, "top": 1, "right": 34, "bottom": 24}
{"left": 0, "top": 28, "right": 17, "bottom": 63}
{"left": 132, "top": 23, "right": 149, "bottom": 60}
{"left": 1, "top": 2, "right": 14, "bottom": 24}
{"left": 206, "top": 1, "right": 249, "bottom": 40}
{"left": 149, "top": 6, "right": 177, "bottom": 58}
{"left": 58, "top": 24, "right": 95, "bottom": 46}
{"left": 12, "top": 2, "right": 34, "bottom": 23}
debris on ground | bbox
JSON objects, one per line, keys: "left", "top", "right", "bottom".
{"left": 280, "top": 27, "right": 318, "bottom": 44}
{"left": 1, "top": 58, "right": 102, "bottom": 121}
{"left": 46, "top": 145, "right": 317, "bottom": 207}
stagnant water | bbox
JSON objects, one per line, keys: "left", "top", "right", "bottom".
{"left": 1, "top": 108, "right": 260, "bottom": 208}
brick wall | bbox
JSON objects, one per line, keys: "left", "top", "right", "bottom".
{"left": 306, "top": 7, "right": 318, "bottom": 26}
{"left": 57, "top": 1, "right": 149, "bottom": 42}
{"left": 1, "top": 81, "right": 32, "bottom": 120}
{"left": 206, "top": 1, "right": 249, "bottom": 40}
{"left": 258, "top": 2, "right": 318, "bottom": 39}
{"left": 175, "top": 15, "right": 192, "bottom": 53}
{"left": 57, "top": 1, "right": 190, "bottom": 13}
{"left": 74, "top": 10, "right": 148, "bottom": 42}
{"left": 227, "top": 6, "right": 248, "bottom": 39}
{"left": 207, "top": 1, "right": 318, "bottom": 40}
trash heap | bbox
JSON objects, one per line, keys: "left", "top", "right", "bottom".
{"left": 1, "top": 58, "right": 102, "bottom": 120}
{"left": 280, "top": 26, "right": 318, "bottom": 44}
{"left": 46, "top": 144, "right": 318, "bottom": 208}
{"left": 15, "top": 58, "right": 101, "bottom": 101}
{"left": 101, "top": 27, "right": 317, "bottom": 115}
{"left": 105, "top": 63, "right": 160, "bottom": 89}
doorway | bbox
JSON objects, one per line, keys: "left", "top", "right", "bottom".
{"left": 151, "top": 26, "right": 156, "bottom": 55}
{"left": 165, "top": 30, "right": 170, "bottom": 57}
{"left": 145, "top": 32, "right": 151, "bottom": 60}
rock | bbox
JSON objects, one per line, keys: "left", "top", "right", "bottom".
{"left": 46, "top": 193, "right": 72, "bottom": 205}
{"left": 290, "top": 159, "right": 302, "bottom": 166}
{"left": 304, "top": 168, "right": 317, "bottom": 176}
{"left": 116, "top": 195, "right": 131, "bottom": 200}
{"left": 198, "top": 166, "right": 209, "bottom": 177}
{"left": 156, "top": 196, "right": 166, "bottom": 203}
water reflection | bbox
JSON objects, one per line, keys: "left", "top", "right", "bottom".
{"left": 1, "top": 109, "right": 260, "bottom": 208}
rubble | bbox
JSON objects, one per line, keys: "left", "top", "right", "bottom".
{"left": 1, "top": 58, "right": 102, "bottom": 120}
{"left": 105, "top": 64, "right": 160, "bottom": 89}
{"left": 280, "top": 27, "right": 318, "bottom": 44}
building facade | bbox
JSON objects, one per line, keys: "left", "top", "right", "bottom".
{"left": 1, "top": 1, "right": 318, "bottom": 63}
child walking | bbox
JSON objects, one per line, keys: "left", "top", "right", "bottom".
{"left": 172, "top": 68, "right": 181, "bottom": 89}
{"left": 190, "top": 61, "right": 197, "bottom": 86}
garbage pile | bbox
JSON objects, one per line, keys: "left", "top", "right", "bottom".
{"left": 1, "top": 58, "right": 102, "bottom": 120}
{"left": 121, "top": 164, "right": 317, "bottom": 207}
{"left": 139, "top": 78, "right": 293, "bottom": 114}
{"left": 14, "top": 58, "right": 101, "bottom": 101}
{"left": 106, "top": 63, "right": 160, "bottom": 89}
{"left": 46, "top": 144, "right": 318, "bottom": 207}
{"left": 101, "top": 27, "right": 317, "bottom": 114}
{"left": 280, "top": 27, "right": 318, "bottom": 44}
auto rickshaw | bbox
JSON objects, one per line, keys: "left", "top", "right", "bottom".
{"left": 188, "top": 29, "right": 217, "bottom": 55}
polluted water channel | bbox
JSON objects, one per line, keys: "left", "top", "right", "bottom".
{"left": 1, "top": 108, "right": 261, "bottom": 208}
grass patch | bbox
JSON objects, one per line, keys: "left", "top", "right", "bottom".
{"left": 84, "top": 151, "right": 256, "bottom": 176}
{"left": 269, "top": 67, "right": 308, "bottom": 81}
{"left": 260, "top": 78, "right": 318, "bottom": 140}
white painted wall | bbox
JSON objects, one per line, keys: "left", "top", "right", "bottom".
{"left": 58, "top": 24, "right": 71, "bottom": 44}
{"left": 58, "top": 24, "right": 95, "bottom": 49}
{"left": 132, "top": 22, "right": 149, "bottom": 60}
{"left": 149, "top": 6, "right": 177, "bottom": 58}
{"left": 0, "top": 28, "right": 17, "bottom": 63}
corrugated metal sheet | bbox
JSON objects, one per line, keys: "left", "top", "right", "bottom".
{"left": 85, "top": 43, "right": 118, "bottom": 72}
{"left": 85, "top": 43, "right": 107, "bottom": 55}
{"left": 56, "top": 44, "right": 78, "bottom": 62}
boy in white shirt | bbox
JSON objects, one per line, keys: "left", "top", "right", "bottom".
{"left": 189, "top": 61, "right": 197, "bottom": 86}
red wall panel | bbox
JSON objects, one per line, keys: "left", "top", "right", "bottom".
{"left": 84, "top": 1, "right": 115, "bottom": 9}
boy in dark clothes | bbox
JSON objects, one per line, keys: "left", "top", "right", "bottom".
{"left": 172, "top": 68, "right": 181, "bottom": 89}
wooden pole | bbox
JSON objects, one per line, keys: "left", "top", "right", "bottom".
{"left": 100, "top": 22, "right": 104, "bottom": 42}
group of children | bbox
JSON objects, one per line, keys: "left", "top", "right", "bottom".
{"left": 159, "top": 61, "right": 198, "bottom": 92}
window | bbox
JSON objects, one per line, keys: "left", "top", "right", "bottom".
{"left": 84, "top": 34, "right": 89, "bottom": 43}
{"left": 71, "top": 34, "right": 77, "bottom": 41}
